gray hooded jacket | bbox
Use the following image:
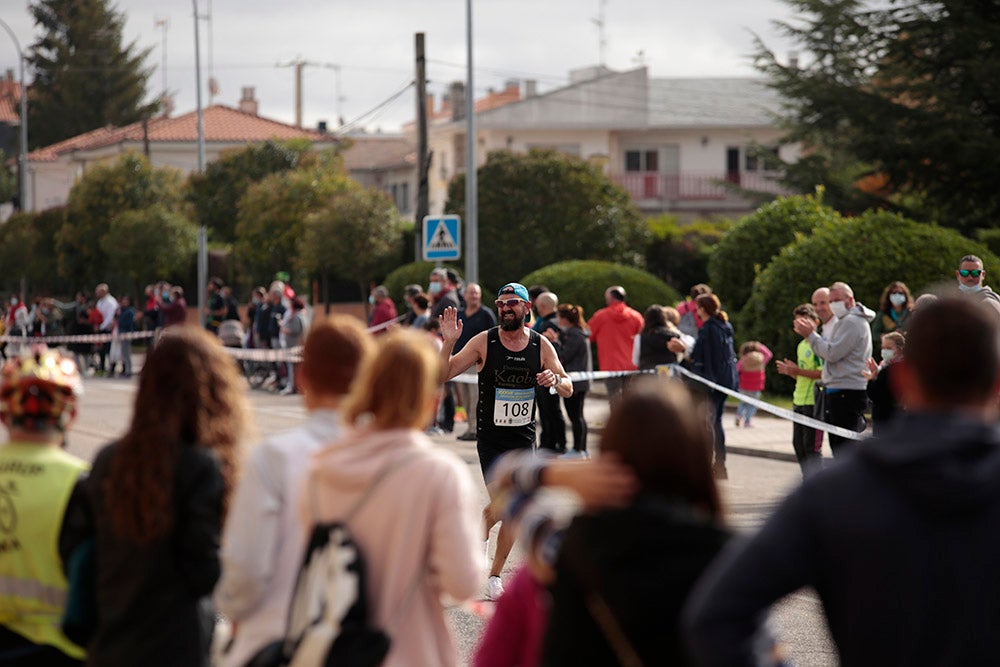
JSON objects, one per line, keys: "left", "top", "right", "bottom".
{"left": 808, "top": 302, "right": 874, "bottom": 390}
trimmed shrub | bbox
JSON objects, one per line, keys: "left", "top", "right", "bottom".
{"left": 645, "top": 215, "right": 731, "bottom": 294}
{"left": 520, "top": 260, "right": 679, "bottom": 323}
{"left": 708, "top": 191, "right": 842, "bottom": 313}
{"left": 742, "top": 209, "right": 1000, "bottom": 392}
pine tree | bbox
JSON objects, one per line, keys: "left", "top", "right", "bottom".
{"left": 27, "top": 0, "right": 158, "bottom": 149}
{"left": 756, "top": 0, "right": 1000, "bottom": 232}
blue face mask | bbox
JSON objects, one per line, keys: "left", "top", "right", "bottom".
{"left": 428, "top": 281, "right": 442, "bottom": 295}
{"left": 368, "top": 295, "right": 375, "bottom": 305}
{"left": 162, "top": 291, "right": 170, "bottom": 300}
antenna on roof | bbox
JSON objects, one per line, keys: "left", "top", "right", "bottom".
{"left": 591, "top": 0, "right": 608, "bottom": 66}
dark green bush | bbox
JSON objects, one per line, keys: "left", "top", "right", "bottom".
{"left": 645, "top": 215, "right": 730, "bottom": 294}
{"left": 741, "top": 209, "right": 1000, "bottom": 392}
{"left": 520, "top": 260, "right": 679, "bottom": 323}
{"left": 708, "top": 191, "right": 842, "bottom": 313}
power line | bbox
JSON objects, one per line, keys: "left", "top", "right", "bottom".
{"left": 335, "top": 80, "right": 414, "bottom": 135}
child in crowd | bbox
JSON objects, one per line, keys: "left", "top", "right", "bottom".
{"left": 735, "top": 340, "right": 773, "bottom": 428}
{"left": 279, "top": 297, "right": 305, "bottom": 395}
{"left": 864, "top": 331, "right": 905, "bottom": 435}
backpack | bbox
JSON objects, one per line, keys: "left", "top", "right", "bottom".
{"left": 245, "top": 454, "right": 418, "bottom": 667}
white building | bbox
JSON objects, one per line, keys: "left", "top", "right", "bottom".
{"left": 421, "top": 66, "right": 795, "bottom": 220}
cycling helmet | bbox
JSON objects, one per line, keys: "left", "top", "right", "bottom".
{"left": 0, "top": 347, "right": 83, "bottom": 431}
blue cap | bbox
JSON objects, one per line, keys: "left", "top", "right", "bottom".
{"left": 497, "top": 283, "right": 529, "bottom": 302}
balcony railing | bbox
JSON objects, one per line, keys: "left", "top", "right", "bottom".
{"left": 610, "top": 171, "right": 790, "bottom": 203}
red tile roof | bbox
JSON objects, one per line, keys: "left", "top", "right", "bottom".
{"left": 0, "top": 78, "right": 22, "bottom": 125}
{"left": 27, "top": 104, "right": 337, "bottom": 162}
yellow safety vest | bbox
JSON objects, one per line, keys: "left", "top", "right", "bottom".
{"left": 0, "top": 441, "right": 88, "bottom": 659}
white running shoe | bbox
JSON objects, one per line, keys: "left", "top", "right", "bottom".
{"left": 487, "top": 575, "right": 504, "bottom": 600}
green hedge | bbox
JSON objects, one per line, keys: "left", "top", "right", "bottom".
{"left": 520, "top": 260, "right": 679, "bottom": 323}
{"left": 741, "top": 209, "right": 1000, "bottom": 392}
{"left": 708, "top": 191, "right": 842, "bottom": 314}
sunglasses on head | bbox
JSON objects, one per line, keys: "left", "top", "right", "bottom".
{"left": 495, "top": 299, "right": 525, "bottom": 309}
{"left": 960, "top": 269, "right": 983, "bottom": 277}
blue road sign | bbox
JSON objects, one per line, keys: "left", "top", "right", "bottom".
{"left": 423, "top": 215, "right": 461, "bottom": 261}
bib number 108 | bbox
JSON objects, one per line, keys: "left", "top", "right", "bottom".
{"left": 502, "top": 401, "right": 531, "bottom": 419}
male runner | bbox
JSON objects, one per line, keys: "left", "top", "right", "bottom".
{"left": 439, "top": 282, "right": 572, "bottom": 599}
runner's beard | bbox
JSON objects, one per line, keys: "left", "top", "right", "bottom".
{"left": 499, "top": 312, "right": 526, "bottom": 331}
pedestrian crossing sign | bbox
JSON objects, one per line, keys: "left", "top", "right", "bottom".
{"left": 423, "top": 215, "right": 461, "bottom": 261}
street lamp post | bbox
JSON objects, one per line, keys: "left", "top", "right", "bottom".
{"left": 193, "top": 0, "right": 207, "bottom": 328}
{"left": 0, "top": 18, "right": 29, "bottom": 212}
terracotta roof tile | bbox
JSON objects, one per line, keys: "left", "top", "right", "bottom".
{"left": 0, "top": 79, "right": 21, "bottom": 125}
{"left": 27, "top": 104, "right": 336, "bottom": 162}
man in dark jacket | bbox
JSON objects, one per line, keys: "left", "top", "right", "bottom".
{"left": 685, "top": 296, "right": 1000, "bottom": 666}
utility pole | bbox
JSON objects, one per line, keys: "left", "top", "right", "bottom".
{"left": 465, "top": 0, "right": 478, "bottom": 283}
{"left": 592, "top": 0, "right": 608, "bottom": 66}
{"left": 193, "top": 0, "right": 207, "bottom": 328}
{"left": 415, "top": 33, "right": 429, "bottom": 262}
{"left": 275, "top": 58, "right": 306, "bottom": 128}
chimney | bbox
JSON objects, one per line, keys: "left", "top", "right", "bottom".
{"left": 5, "top": 69, "right": 13, "bottom": 83}
{"left": 317, "top": 120, "right": 328, "bottom": 134}
{"left": 788, "top": 51, "right": 799, "bottom": 70}
{"left": 426, "top": 93, "right": 435, "bottom": 116}
{"left": 524, "top": 80, "right": 538, "bottom": 98}
{"left": 448, "top": 81, "right": 466, "bottom": 121}
{"left": 239, "top": 86, "right": 258, "bottom": 115}
{"left": 504, "top": 79, "right": 519, "bottom": 93}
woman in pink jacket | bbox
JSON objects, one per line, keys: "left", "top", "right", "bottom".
{"left": 306, "top": 328, "right": 482, "bottom": 666}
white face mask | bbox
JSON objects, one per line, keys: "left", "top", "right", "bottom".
{"left": 889, "top": 293, "right": 907, "bottom": 307}
{"left": 958, "top": 283, "right": 984, "bottom": 293}
{"left": 881, "top": 348, "right": 896, "bottom": 363}
{"left": 830, "top": 300, "right": 849, "bottom": 319}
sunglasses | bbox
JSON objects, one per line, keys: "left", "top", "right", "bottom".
{"left": 495, "top": 299, "right": 525, "bottom": 309}
{"left": 959, "top": 269, "right": 983, "bottom": 277}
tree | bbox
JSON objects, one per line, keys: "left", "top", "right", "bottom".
{"left": 755, "top": 0, "right": 1000, "bottom": 232}
{"left": 446, "top": 149, "right": 650, "bottom": 291}
{"left": 186, "top": 139, "right": 315, "bottom": 242}
{"left": 27, "top": 0, "right": 157, "bottom": 149}
{"left": 57, "top": 152, "right": 186, "bottom": 289}
{"left": 299, "top": 185, "right": 406, "bottom": 309}
{"left": 644, "top": 215, "right": 730, "bottom": 296}
{"left": 233, "top": 162, "right": 352, "bottom": 285}
{"left": 708, "top": 191, "right": 842, "bottom": 314}
{"left": 100, "top": 204, "right": 198, "bottom": 298}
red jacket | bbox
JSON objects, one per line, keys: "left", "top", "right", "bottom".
{"left": 589, "top": 301, "right": 643, "bottom": 371}
{"left": 368, "top": 298, "right": 398, "bottom": 334}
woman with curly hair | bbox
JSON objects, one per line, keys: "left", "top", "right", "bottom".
{"left": 67, "top": 326, "right": 250, "bottom": 666}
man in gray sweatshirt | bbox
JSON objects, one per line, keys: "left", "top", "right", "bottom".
{"left": 793, "top": 281, "right": 873, "bottom": 457}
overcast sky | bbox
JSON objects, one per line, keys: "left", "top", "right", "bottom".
{"left": 1, "top": 0, "right": 801, "bottom": 135}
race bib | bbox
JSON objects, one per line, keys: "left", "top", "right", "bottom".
{"left": 493, "top": 387, "right": 534, "bottom": 426}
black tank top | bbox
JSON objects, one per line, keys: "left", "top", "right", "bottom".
{"left": 478, "top": 327, "right": 542, "bottom": 446}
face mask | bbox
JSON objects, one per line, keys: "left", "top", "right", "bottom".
{"left": 368, "top": 295, "right": 375, "bottom": 305}
{"left": 881, "top": 348, "right": 896, "bottom": 363}
{"left": 162, "top": 291, "right": 170, "bottom": 300}
{"left": 889, "top": 293, "right": 906, "bottom": 307}
{"left": 958, "top": 283, "right": 984, "bottom": 293}
{"left": 830, "top": 301, "right": 849, "bottom": 319}
{"left": 428, "top": 281, "right": 442, "bottom": 295}
{"left": 9, "top": 298, "right": 17, "bottom": 305}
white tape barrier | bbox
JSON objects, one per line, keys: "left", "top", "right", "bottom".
{"left": 453, "top": 365, "right": 863, "bottom": 441}
{"left": 0, "top": 330, "right": 156, "bottom": 344}
{"left": 667, "top": 364, "right": 864, "bottom": 441}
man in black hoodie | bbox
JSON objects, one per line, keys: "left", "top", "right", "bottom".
{"left": 685, "top": 296, "right": 1000, "bottom": 666}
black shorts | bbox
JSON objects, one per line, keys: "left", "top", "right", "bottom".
{"left": 476, "top": 430, "right": 534, "bottom": 481}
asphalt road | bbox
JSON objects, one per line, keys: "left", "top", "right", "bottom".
{"left": 61, "top": 375, "right": 838, "bottom": 666}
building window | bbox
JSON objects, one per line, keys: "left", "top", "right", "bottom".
{"left": 624, "top": 149, "right": 658, "bottom": 172}
{"left": 400, "top": 182, "right": 410, "bottom": 213}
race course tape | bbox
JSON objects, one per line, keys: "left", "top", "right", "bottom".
{"left": 0, "top": 331, "right": 156, "bottom": 344}
{"left": 453, "top": 365, "right": 863, "bottom": 441}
